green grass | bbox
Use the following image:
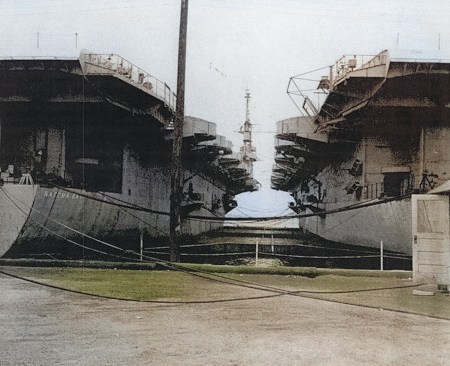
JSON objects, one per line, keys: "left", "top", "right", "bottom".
{"left": 3, "top": 265, "right": 449, "bottom": 319}
{"left": 180, "top": 263, "right": 319, "bottom": 276}
{"left": 10, "top": 267, "right": 198, "bottom": 301}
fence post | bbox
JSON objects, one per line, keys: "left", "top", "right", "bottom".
{"left": 380, "top": 240, "right": 384, "bottom": 271}
{"left": 255, "top": 238, "right": 259, "bottom": 266}
{"left": 140, "top": 230, "right": 144, "bottom": 262}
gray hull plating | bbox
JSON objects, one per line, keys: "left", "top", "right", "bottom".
{"left": 300, "top": 198, "right": 412, "bottom": 255}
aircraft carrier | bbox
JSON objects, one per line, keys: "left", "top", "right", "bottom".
{"left": 272, "top": 50, "right": 450, "bottom": 255}
{"left": 0, "top": 52, "right": 258, "bottom": 259}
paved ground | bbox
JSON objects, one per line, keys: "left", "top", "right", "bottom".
{"left": 1, "top": 273, "right": 450, "bottom": 366}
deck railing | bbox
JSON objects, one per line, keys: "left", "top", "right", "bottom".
{"left": 80, "top": 52, "right": 176, "bottom": 112}
{"left": 332, "top": 51, "right": 389, "bottom": 86}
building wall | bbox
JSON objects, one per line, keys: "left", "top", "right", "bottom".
{"left": 412, "top": 194, "right": 450, "bottom": 286}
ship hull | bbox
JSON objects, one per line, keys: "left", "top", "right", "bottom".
{"left": 274, "top": 50, "right": 450, "bottom": 257}
{"left": 0, "top": 183, "right": 224, "bottom": 259}
{"left": 0, "top": 185, "right": 38, "bottom": 257}
{"left": 0, "top": 54, "right": 256, "bottom": 259}
{"left": 300, "top": 198, "right": 412, "bottom": 255}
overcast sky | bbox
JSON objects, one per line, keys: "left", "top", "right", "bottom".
{"left": 1, "top": 0, "right": 450, "bottom": 216}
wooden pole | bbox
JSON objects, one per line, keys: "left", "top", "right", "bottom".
{"left": 170, "top": 0, "right": 188, "bottom": 262}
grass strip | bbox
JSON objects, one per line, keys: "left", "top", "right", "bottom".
{"left": 178, "top": 263, "right": 319, "bottom": 277}
{"left": 2, "top": 266, "right": 449, "bottom": 318}
{"left": 4, "top": 267, "right": 199, "bottom": 301}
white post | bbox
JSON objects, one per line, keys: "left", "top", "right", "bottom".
{"left": 271, "top": 234, "right": 274, "bottom": 253}
{"left": 255, "top": 238, "right": 259, "bottom": 266}
{"left": 380, "top": 240, "right": 384, "bottom": 271}
{"left": 140, "top": 230, "right": 144, "bottom": 262}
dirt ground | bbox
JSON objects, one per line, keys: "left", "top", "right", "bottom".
{"left": 1, "top": 272, "right": 450, "bottom": 366}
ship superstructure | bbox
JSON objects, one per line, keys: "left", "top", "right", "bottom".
{"left": 0, "top": 52, "right": 255, "bottom": 258}
{"left": 272, "top": 50, "right": 450, "bottom": 255}
{"left": 237, "top": 91, "right": 258, "bottom": 190}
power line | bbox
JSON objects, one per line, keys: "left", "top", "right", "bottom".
{"left": 3, "top": 181, "right": 412, "bottom": 224}
{"left": 0, "top": 265, "right": 421, "bottom": 306}
{"left": 2, "top": 185, "right": 411, "bottom": 266}
{"left": 0, "top": 187, "right": 416, "bottom": 306}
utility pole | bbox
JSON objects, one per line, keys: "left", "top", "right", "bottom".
{"left": 170, "top": 0, "right": 188, "bottom": 262}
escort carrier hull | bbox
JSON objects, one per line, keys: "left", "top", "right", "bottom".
{"left": 272, "top": 50, "right": 450, "bottom": 256}
{"left": 0, "top": 53, "right": 257, "bottom": 258}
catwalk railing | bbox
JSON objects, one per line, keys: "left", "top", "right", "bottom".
{"left": 80, "top": 52, "right": 176, "bottom": 112}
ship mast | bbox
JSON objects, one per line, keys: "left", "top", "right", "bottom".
{"left": 170, "top": 0, "right": 188, "bottom": 263}
{"left": 240, "top": 90, "right": 255, "bottom": 176}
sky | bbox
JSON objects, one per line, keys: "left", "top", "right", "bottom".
{"left": 1, "top": 0, "right": 450, "bottom": 217}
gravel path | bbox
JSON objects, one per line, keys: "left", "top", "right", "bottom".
{"left": 1, "top": 273, "right": 449, "bottom": 366}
